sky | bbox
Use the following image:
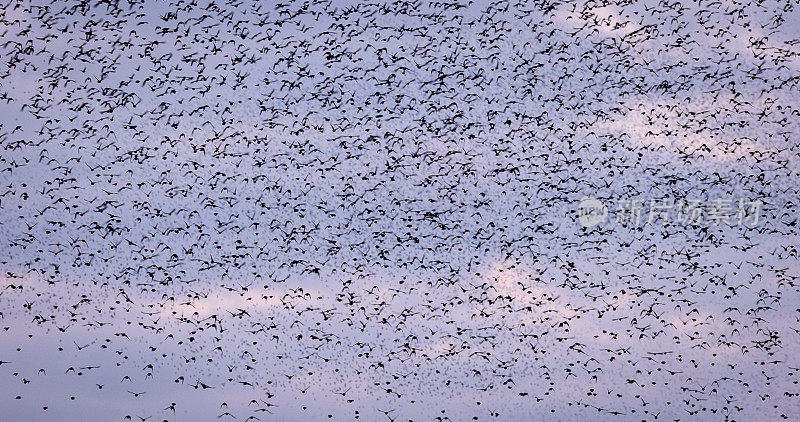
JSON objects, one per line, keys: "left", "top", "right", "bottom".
{"left": 1, "top": 0, "right": 800, "bottom": 420}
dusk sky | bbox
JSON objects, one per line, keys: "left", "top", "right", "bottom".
{"left": 1, "top": 0, "right": 800, "bottom": 420}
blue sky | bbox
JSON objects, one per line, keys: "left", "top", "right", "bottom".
{"left": 1, "top": 0, "right": 800, "bottom": 420}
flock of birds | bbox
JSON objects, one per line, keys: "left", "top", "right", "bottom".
{"left": 1, "top": 0, "right": 800, "bottom": 420}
